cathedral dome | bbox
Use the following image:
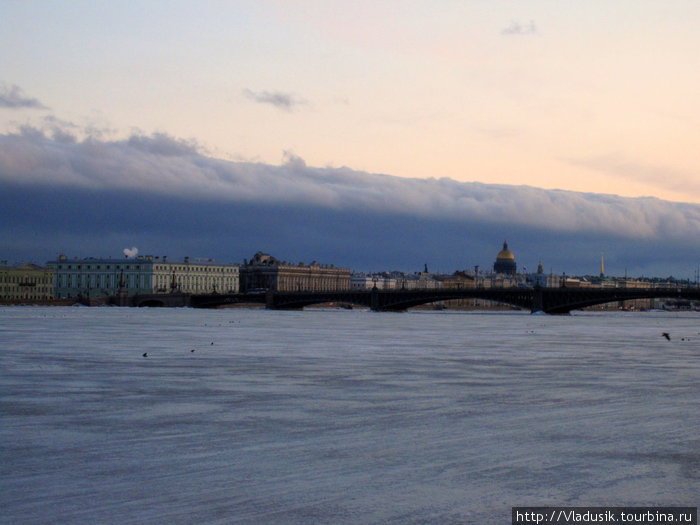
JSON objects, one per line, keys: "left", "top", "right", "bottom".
{"left": 493, "top": 241, "right": 517, "bottom": 275}
{"left": 496, "top": 242, "right": 515, "bottom": 260}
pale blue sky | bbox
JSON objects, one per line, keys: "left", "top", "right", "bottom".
{"left": 1, "top": 0, "right": 699, "bottom": 203}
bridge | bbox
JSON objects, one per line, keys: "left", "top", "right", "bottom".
{"left": 186, "top": 286, "right": 700, "bottom": 314}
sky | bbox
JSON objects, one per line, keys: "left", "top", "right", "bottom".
{"left": 1, "top": 1, "right": 699, "bottom": 278}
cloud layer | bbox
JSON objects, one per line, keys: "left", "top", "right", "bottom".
{"left": 1, "top": 129, "right": 698, "bottom": 277}
{"left": 501, "top": 20, "right": 537, "bottom": 36}
{"left": 242, "top": 89, "right": 307, "bottom": 111}
{"left": 0, "top": 85, "right": 47, "bottom": 109}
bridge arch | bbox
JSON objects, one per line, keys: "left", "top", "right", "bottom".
{"left": 267, "top": 291, "right": 373, "bottom": 310}
{"left": 137, "top": 298, "right": 167, "bottom": 307}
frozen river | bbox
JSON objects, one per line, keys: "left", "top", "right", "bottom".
{"left": 1, "top": 306, "right": 698, "bottom": 524}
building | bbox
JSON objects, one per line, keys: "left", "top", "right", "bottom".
{"left": 435, "top": 271, "right": 476, "bottom": 289}
{"left": 155, "top": 257, "right": 239, "bottom": 295}
{"left": 403, "top": 272, "right": 441, "bottom": 290}
{"left": 524, "top": 261, "right": 562, "bottom": 287}
{"left": 240, "top": 252, "right": 350, "bottom": 292}
{"left": 47, "top": 254, "right": 239, "bottom": 299}
{"left": 493, "top": 241, "right": 517, "bottom": 276}
{"left": 0, "top": 263, "right": 54, "bottom": 301}
{"left": 351, "top": 273, "right": 398, "bottom": 290}
{"left": 351, "top": 268, "right": 449, "bottom": 291}
{"left": 48, "top": 256, "right": 154, "bottom": 298}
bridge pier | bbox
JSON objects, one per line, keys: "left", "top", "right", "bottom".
{"left": 370, "top": 287, "right": 379, "bottom": 311}
{"left": 531, "top": 286, "right": 543, "bottom": 313}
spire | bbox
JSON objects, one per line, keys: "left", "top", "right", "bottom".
{"left": 600, "top": 253, "right": 605, "bottom": 278}
{"left": 117, "top": 270, "right": 127, "bottom": 306}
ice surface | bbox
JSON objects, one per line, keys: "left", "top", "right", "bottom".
{"left": 1, "top": 307, "right": 698, "bottom": 524}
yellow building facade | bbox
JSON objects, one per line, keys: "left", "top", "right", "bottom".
{"left": 0, "top": 263, "right": 54, "bottom": 301}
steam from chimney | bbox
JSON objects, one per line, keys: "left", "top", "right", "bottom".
{"left": 123, "top": 246, "right": 138, "bottom": 258}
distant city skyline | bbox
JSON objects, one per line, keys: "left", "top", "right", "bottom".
{"left": 4, "top": 237, "right": 698, "bottom": 284}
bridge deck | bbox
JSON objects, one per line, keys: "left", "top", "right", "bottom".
{"left": 187, "top": 286, "right": 699, "bottom": 314}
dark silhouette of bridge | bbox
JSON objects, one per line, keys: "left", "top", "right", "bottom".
{"left": 186, "top": 286, "right": 700, "bottom": 314}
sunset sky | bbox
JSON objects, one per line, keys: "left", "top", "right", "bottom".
{"left": 1, "top": 1, "right": 699, "bottom": 278}
{"left": 2, "top": 0, "right": 698, "bottom": 203}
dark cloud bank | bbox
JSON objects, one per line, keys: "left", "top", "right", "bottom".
{"left": 1, "top": 130, "right": 698, "bottom": 278}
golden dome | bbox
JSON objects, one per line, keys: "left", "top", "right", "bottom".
{"left": 496, "top": 241, "right": 515, "bottom": 260}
